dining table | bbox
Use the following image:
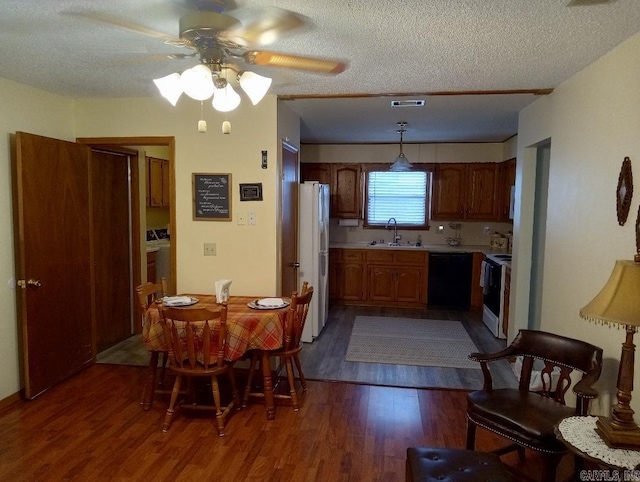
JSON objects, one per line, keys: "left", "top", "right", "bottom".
{"left": 142, "top": 294, "right": 290, "bottom": 420}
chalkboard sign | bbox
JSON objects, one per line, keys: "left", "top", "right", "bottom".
{"left": 192, "top": 173, "right": 232, "bottom": 221}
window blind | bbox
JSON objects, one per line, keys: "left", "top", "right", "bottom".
{"left": 366, "top": 171, "right": 429, "bottom": 226}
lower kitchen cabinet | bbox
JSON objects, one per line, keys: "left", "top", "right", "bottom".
{"left": 147, "top": 250, "right": 157, "bottom": 283}
{"left": 330, "top": 248, "right": 427, "bottom": 307}
{"left": 470, "top": 251, "right": 485, "bottom": 310}
{"left": 368, "top": 265, "right": 424, "bottom": 303}
{"left": 502, "top": 267, "right": 511, "bottom": 337}
{"left": 329, "top": 248, "right": 366, "bottom": 302}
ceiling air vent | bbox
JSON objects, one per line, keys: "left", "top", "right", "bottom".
{"left": 567, "top": 0, "right": 617, "bottom": 6}
{"left": 391, "top": 100, "right": 425, "bottom": 107}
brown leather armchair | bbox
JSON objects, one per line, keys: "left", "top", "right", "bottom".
{"left": 466, "top": 329, "right": 603, "bottom": 482}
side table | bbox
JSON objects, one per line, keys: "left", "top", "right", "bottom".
{"left": 556, "top": 416, "right": 640, "bottom": 480}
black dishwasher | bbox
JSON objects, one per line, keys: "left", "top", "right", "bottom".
{"left": 428, "top": 252, "right": 473, "bottom": 309}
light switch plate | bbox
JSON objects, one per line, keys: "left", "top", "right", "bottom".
{"left": 248, "top": 211, "right": 256, "bottom": 225}
{"left": 203, "top": 243, "right": 216, "bottom": 256}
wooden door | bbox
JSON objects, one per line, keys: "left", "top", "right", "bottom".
{"left": 280, "top": 141, "right": 299, "bottom": 296}
{"left": 91, "top": 149, "right": 132, "bottom": 353}
{"left": 466, "top": 163, "right": 498, "bottom": 220}
{"left": 14, "top": 132, "right": 94, "bottom": 399}
{"left": 431, "top": 164, "right": 466, "bottom": 220}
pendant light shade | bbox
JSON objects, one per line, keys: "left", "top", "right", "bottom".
{"left": 180, "top": 64, "right": 214, "bottom": 101}
{"left": 389, "top": 122, "right": 413, "bottom": 172}
{"left": 153, "top": 73, "right": 183, "bottom": 106}
{"left": 238, "top": 71, "right": 272, "bottom": 105}
{"left": 212, "top": 83, "right": 241, "bottom": 112}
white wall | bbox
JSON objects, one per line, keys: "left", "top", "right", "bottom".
{"left": 514, "top": 31, "right": 640, "bottom": 414}
{"left": 74, "top": 95, "right": 283, "bottom": 297}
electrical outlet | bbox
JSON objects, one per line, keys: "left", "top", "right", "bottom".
{"left": 203, "top": 243, "right": 216, "bottom": 256}
{"left": 437, "top": 225, "right": 444, "bottom": 234}
{"left": 484, "top": 226, "right": 491, "bottom": 235}
{"left": 248, "top": 211, "right": 256, "bottom": 225}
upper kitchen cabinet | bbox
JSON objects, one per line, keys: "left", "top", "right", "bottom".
{"left": 332, "top": 164, "right": 361, "bottom": 218}
{"left": 431, "top": 164, "right": 466, "bottom": 220}
{"left": 301, "top": 163, "right": 361, "bottom": 218}
{"left": 431, "top": 163, "right": 498, "bottom": 221}
{"left": 148, "top": 156, "right": 170, "bottom": 207}
{"left": 300, "top": 163, "right": 331, "bottom": 185}
{"left": 497, "top": 158, "right": 516, "bottom": 222}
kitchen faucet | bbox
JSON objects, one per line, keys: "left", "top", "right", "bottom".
{"left": 385, "top": 217, "right": 401, "bottom": 245}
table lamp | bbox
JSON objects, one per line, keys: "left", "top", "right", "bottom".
{"left": 580, "top": 258, "right": 640, "bottom": 448}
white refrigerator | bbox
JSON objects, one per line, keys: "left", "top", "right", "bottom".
{"left": 299, "top": 182, "right": 330, "bottom": 343}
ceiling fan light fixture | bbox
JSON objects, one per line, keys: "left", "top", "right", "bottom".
{"left": 153, "top": 73, "right": 183, "bottom": 106}
{"left": 238, "top": 71, "right": 272, "bottom": 105}
{"left": 180, "top": 64, "right": 215, "bottom": 101}
{"left": 389, "top": 122, "right": 413, "bottom": 172}
{"left": 212, "top": 83, "right": 241, "bottom": 112}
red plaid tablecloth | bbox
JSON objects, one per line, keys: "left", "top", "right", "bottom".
{"left": 142, "top": 295, "right": 287, "bottom": 361}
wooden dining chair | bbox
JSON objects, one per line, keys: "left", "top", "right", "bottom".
{"left": 136, "top": 279, "right": 168, "bottom": 410}
{"left": 159, "top": 303, "right": 239, "bottom": 436}
{"left": 242, "top": 282, "right": 314, "bottom": 411}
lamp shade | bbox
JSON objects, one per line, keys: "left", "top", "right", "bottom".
{"left": 153, "top": 73, "right": 183, "bottom": 106}
{"left": 180, "top": 64, "right": 214, "bottom": 101}
{"left": 390, "top": 154, "right": 412, "bottom": 172}
{"left": 580, "top": 260, "right": 640, "bottom": 327}
{"left": 212, "top": 83, "right": 241, "bottom": 112}
{"left": 238, "top": 71, "right": 272, "bottom": 105}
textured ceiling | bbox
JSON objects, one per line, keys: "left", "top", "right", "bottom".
{"left": 1, "top": 0, "right": 639, "bottom": 143}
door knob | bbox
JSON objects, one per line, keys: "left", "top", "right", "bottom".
{"left": 292, "top": 262, "right": 300, "bottom": 268}
{"left": 17, "top": 279, "right": 42, "bottom": 288}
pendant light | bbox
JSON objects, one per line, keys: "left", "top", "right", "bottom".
{"left": 390, "top": 121, "right": 413, "bottom": 172}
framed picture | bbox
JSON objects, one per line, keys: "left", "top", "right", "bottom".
{"left": 192, "top": 173, "right": 232, "bottom": 221}
{"left": 239, "top": 183, "right": 263, "bottom": 201}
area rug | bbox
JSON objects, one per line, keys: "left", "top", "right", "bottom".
{"left": 345, "top": 317, "right": 480, "bottom": 369}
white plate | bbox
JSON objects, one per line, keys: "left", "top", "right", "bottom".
{"left": 247, "top": 299, "right": 290, "bottom": 310}
{"left": 162, "top": 296, "right": 199, "bottom": 307}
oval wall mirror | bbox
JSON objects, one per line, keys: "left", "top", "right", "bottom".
{"left": 617, "top": 157, "right": 633, "bottom": 226}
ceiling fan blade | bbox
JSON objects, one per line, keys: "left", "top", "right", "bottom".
{"left": 243, "top": 50, "right": 347, "bottom": 75}
{"left": 63, "top": 11, "right": 189, "bottom": 47}
{"left": 224, "top": 8, "right": 306, "bottom": 46}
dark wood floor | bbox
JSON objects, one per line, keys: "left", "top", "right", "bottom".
{"left": 301, "top": 304, "right": 517, "bottom": 390}
{"left": 51, "top": 305, "right": 566, "bottom": 481}
{"left": 0, "top": 364, "right": 572, "bottom": 481}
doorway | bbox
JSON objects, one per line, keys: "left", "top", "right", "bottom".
{"left": 77, "top": 137, "right": 175, "bottom": 344}
{"left": 528, "top": 142, "right": 551, "bottom": 330}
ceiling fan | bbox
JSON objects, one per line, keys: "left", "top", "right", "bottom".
{"left": 67, "top": 1, "right": 347, "bottom": 108}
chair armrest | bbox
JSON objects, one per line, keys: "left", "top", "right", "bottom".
{"left": 573, "top": 371, "right": 600, "bottom": 400}
{"left": 468, "top": 345, "right": 518, "bottom": 392}
{"left": 468, "top": 345, "right": 517, "bottom": 364}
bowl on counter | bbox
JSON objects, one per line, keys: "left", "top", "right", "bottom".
{"left": 446, "top": 237, "right": 461, "bottom": 247}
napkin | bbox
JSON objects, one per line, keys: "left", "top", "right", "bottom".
{"left": 163, "top": 296, "right": 193, "bottom": 306}
{"left": 257, "top": 297, "right": 284, "bottom": 307}
{"left": 215, "top": 279, "right": 232, "bottom": 303}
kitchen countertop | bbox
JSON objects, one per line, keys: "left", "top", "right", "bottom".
{"left": 329, "top": 242, "right": 510, "bottom": 256}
